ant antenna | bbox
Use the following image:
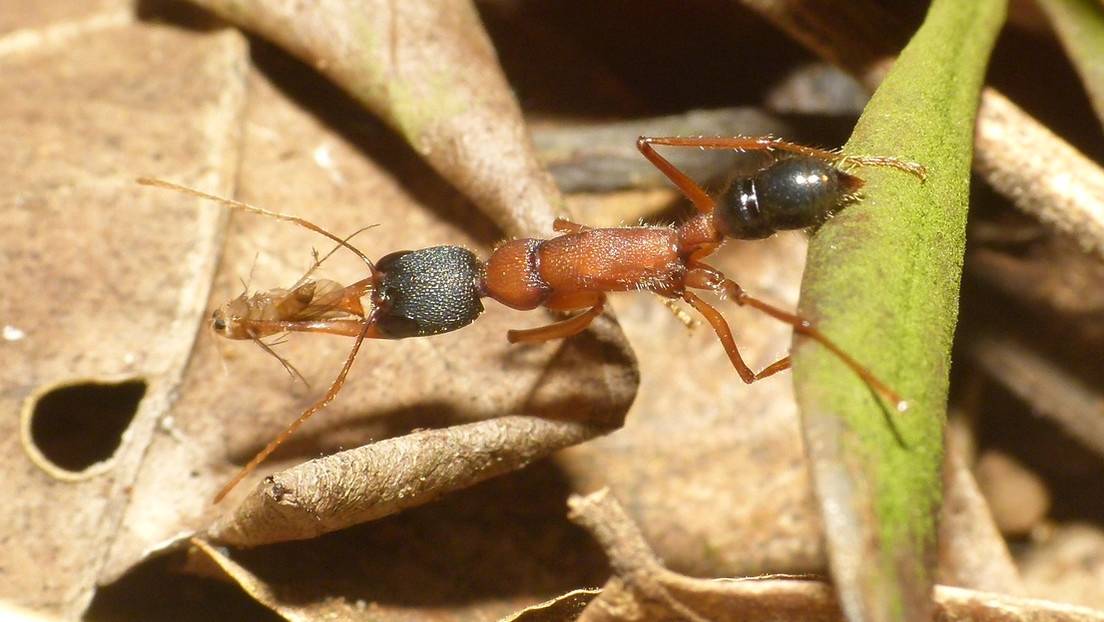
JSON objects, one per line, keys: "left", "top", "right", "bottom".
{"left": 212, "top": 322, "right": 373, "bottom": 503}
{"left": 136, "top": 177, "right": 379, "bottom": 273}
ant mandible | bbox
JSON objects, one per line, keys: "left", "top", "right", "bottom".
{"left": 139, "top": 134, "right": 926, "bottom": 503}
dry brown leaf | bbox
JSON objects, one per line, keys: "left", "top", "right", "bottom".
{"left": 185, "top": 466, "right": 615, "bottom": 621}
{"left": 190, "top": 0, "right": 562, "bottom": 238}
{"left": 0, "top": 9, "right": 247, "bottom": 616}
{"left": 12, "top": 2, "right": 1102, "bottom": 621}
{"left": 110, "top": 24, "right": 634, "bottom": 555}
{"left": 938, "top": 421, "right": 1024, "bottom": 594}
{"left": 1022, "top": 525, "right": 1104, "bottom": 611}
{"left": 569, "top": 489, "right": 1104, "bottom": 622}
{"left": 4, "top": 2, "right": 638, "bottom": 618}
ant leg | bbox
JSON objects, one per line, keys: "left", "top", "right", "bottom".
{"left": 689, "top": 243, "right": 721, "bottom": 263}
{"left": 293, "top": 225, "right": 381, "bottom": 289}
{"left": 686, "top": 266, "right": 906, "bottom": 411}
{"left": 681, "top": 291, "right": 755, "bottom": 383}
{"left": 754, "top": 355, "right": 791, "bottom": 380}
{"left": 641, "top": 136, "right": 927, "bottom": 181}
{"left": 553, "top": 217, "right": 591, "bottom": 234}
{"left": 213, "top": 321, "right": 373, "bottom": 503}
{"left": 507, "top": 297, "right": 606, "bottom": 344}
{"left": 252, "top": 336, "right": 310, "bottom": 387}
{"left": 636, "top": 137, "right": 717, "bottom": 214}
{"left": 642, "top": 135, "right": 841, "bottom": 161}
{"left": 837, "top": 155, "right": 928, "bottom": 180}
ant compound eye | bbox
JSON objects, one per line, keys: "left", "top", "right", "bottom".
{"left": 211, "top": 315, "right": 228, "bottom": 332}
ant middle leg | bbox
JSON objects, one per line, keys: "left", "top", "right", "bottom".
{"left": 641, "top": 135, "right": 841, "bottom": 162}
{"left": 684, "top": 265, "right": 906, "bottom": 410}
{"left": 680, "top": 290, "right": 757, "bottom": 384}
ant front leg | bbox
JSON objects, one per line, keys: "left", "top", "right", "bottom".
{"left": 684, "top": 264, "right": 906, "bottom": 410}
{"left": 507, "top": 294, "right": 606, "bottom": 344}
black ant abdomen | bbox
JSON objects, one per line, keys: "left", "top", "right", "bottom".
{"left": 715, "top": 156, "right": 866, "bottom": 240}
{"left": 373, "top": 245, "right": 485, "bottom": 338}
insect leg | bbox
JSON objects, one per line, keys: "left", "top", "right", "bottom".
{"left": 507, "top": 296, "right": 606, "bottom": 343}
{"left": 680, "top": 290, "right": 756, "bottom": 383}
{"left": 137, "top": 177, "right": 379, "bottom": 270}
{"left": 640, "top": 136, "right": 927, "bottom": 181}
{"left": 636, "top": 137, "right": 717, "bottom": 214}
{"left": 686, "top": 265, "right": 906, "bottom": 411}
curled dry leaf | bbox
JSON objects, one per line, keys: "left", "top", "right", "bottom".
{"left": 500, "top": 588, "right": 601, "bottom": 622}
{"left": 190, "top": 0, "right": 562, "bottom": 237}
{"left": 210, "top": 416, "right": 613, "bottom": 547}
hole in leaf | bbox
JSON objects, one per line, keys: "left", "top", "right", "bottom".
{"left": 30, "top": 379, "right": 146, "bottom": 472}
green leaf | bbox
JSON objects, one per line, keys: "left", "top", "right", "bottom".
{"left": 791, "top": 1, "right": 1007, "bottom": 621}
{"left": 1035, "top": 0, "right": 1104, "bottom": 128}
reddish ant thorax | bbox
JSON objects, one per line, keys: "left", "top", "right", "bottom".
{"left": 137, "top": 136, "right": 925, "bottom": 503}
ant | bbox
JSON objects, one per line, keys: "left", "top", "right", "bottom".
{"left": 139, "top": 135, "right": 925, "bottom": 503}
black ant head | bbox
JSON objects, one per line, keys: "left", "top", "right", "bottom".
{"left": 371, "top": 245, "right": 485, "bottom": 339}
{"left": 716, "top": 156, "right": 865, "bottom": 239}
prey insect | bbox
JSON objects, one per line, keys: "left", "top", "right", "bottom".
{"left": 138, "top": 135, "right": 925, "bottom": 503}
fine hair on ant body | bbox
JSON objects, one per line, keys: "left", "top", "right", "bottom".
{"left": 138, "top": 135, "right": 925, "bottom": 503}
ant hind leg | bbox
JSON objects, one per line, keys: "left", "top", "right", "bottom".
{"left": 639, "top": 136, "right": 927, "bottom": 182}
{"left": 635, "top": 137, "right": 717, "bottom": 214}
